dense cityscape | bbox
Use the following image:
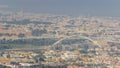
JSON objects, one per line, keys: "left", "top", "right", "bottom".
{"left": 0, "top": 11, "right": 120, "bottom": 68}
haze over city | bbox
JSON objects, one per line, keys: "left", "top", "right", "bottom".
{"left": 0, "top": 0, "right": 120, "bottom": 17}
{"left": 1, "top": 0, "right": 120, "bottom": 68}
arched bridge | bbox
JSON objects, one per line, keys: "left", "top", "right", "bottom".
{"left": 52, "top": 35, "right": 101, "bottom": 48}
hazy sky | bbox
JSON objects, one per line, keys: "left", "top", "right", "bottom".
{"left": 0, "top": 0, "right": 120, "bottom": 17}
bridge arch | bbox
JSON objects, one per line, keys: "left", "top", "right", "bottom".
{"left": 52, "top": 35, "right": 101, "bottom": 48}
